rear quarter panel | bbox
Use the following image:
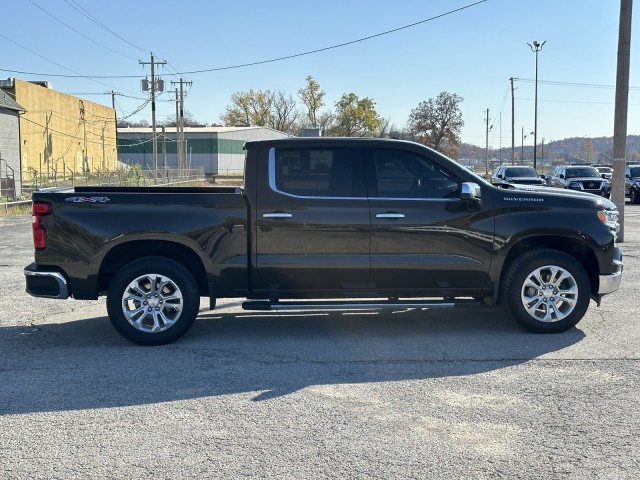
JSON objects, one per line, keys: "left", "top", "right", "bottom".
{"left": 33, "top": 188, "right": 248, "bottom": 298}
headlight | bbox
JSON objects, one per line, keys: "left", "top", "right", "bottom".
{"left": 602, "top": 179, "right": 610, "bottom": 186}
{"left": 635, "top": 181, "right": 640, "bottom": 188}
{"left": 568, "top": 181, "right": 582, "bottom": 189}
{"left": 598, "top": 209, "right": 620, "bottom": 234}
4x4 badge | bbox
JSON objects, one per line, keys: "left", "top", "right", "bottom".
{"left": 65, "top": 196, "right": 110, "bottom": 203}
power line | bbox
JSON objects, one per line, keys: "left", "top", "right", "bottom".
{"left": 0, "top": 32, "right": 141, "bottom": 96}
{"left": 515, "top": 78, "right": 640, "bottom": 90}
{"left": 64, "top": 0, "right": 150, "bottom": 55}
{"left": 25, "top": 0, "right": 139, "bottom": 61}
{"left": 0, "top": 0, "right": 488, "bottom": 79}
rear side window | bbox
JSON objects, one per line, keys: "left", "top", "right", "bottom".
{"left": 271, "top": 148, "right": 364, "bottom": 197}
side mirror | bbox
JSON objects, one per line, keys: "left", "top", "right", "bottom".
{"left": 560, "top": 174, "right": 565, "bottom": 179}
{"left": 460, "top": 182, "right": 481, "bottom": 202}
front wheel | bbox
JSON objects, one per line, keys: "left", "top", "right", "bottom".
{"left": 107, "top": 256, "right": 200, "bottom": 345}
{"left": 631, "top": 188, "right": 640, "bottom": 204}
{"left": 501, "top": 249, "right": 590, "bottom": 333}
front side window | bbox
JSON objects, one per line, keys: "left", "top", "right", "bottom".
{"left": 272, "top": 148, "right": 363, "bottom": 198}
{"left": 373, "top": 149, "right": 459, "bottom": 199}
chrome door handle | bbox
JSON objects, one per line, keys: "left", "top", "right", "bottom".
{"left": 376, "top": 213, "right": 405, "bottom": 219}
{"left": 263, "top": 213, "right": 292, "bottom": 218}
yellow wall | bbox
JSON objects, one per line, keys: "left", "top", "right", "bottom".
{"left": 14, "top": 79, "right": 117, "bottom": 175}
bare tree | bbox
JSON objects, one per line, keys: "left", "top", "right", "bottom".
{"left": 378, "top": 117, "right": 394, "bottom": 138}
{"left": 271, "top": 91, "right": 300, "bottom": 133}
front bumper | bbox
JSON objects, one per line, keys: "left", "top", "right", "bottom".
{"left": 598, "top": 248, "right": 623, "bottom": 296}
{"left": 24, "top": 263, "right": 69, "bottom": 299}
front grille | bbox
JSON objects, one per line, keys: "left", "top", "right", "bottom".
{"left": 581, "top": 180, "right": 602, "bottom": 192}
{"left": 516, "top": 179, "right": 544, "bottom": 185}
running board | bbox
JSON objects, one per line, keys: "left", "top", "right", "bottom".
{"left": 242, "top": 299, "right": 483, "bottom": 311}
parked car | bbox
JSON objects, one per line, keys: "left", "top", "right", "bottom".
{"left": 594, "top": 165, "right": 613, "bottom": 180}
{"left": 550, "top": 165, "right": 611, "bottom": 197}
{"left": 491, "top": 165, "right": 546, "bottom": 187}
{"left": 541, "top": 166, "right": 561, "bottom": 186}
{"left": 625, "top": 165, "right": 640, "bottom": 203}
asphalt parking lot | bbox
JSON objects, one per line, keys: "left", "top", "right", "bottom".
{"left": 0, "top": 210, "right": 639, "bottom": 479}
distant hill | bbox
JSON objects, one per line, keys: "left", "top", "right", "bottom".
{"left": 458, "top": 135, "right": 640, "bottom": 165}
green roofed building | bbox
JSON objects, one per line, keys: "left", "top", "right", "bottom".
{"left": 117, "top": 126, "right": 289, "bottom": 176}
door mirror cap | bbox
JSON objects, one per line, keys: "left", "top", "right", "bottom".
{"left": 461, "top": 182, "right": 481, "bottom": 202}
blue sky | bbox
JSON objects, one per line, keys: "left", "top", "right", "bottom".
{"left": 2, "top": 0, "right": 638, "bottom": 149}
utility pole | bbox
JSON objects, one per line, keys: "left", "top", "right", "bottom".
{"left": 139, "top": 53, "right": 166, "bottom": 179}
{"left": 109, "top": 91, "right": 119, "bottom": 156}
{"left": 521, "top": 128, "right": 527, "bottom": 165}
{"left": 79, "top": 100, "right": 88, "bottom": 173}
{"left": 171, "top": 78, "right": 193, "bottom": 172}
{"left": 510, "top": 77, "right": 515, "bottom": 165}
{"left": 612, "top": 0, "right": 633, "bottom": 242}
{"left": 161, "top": 126, "right": 167, "bottom": 172}
{"left": 528, "top": 41, "right": 545, "bottom": 170}
{"left": 109, "top": 91, "right": 118, "bottom": 128}
{"left": 174, "top": 88, "right": 181, "bottom": 170}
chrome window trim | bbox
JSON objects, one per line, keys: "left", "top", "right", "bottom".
{"left": 268, "top": 147, "right": 459, "bottom": 203}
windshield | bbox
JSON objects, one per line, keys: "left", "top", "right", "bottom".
{"left": 504, "top": 167, "right": 538, "bottom": 177}
{"left": 566, "top": 167, "right": 600, "bottom": 179}
{"left": 596, "top": 167, "right": 613, "bottom": 173}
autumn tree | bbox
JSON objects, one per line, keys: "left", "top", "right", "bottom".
{"left": 407, "top": 91, "right": 463, "bottom": 157}
{"left": 298, "top": 75, "right": 325, "bottom": 128}
{"left": 220, "top": 89, "right": 275, "bottom": 127}
{"left": 327, "top": 93, "right": 382, "bottom": 137}
{"left": 582, "top": 140, "right": 595, "bottom": 163}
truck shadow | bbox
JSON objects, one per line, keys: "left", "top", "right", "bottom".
{"left": 0, "top": 307, "right": 585, "bottom": 414}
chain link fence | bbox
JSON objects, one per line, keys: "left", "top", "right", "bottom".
{"left": 1, "top": 165, "right": 208, "bottom": 215}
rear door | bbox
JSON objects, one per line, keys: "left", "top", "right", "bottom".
{"left": 253, "top": 145, "right": 371, "bottom": 295}
{"left": 366, "top": 147, "right": 494, "bottom": 296}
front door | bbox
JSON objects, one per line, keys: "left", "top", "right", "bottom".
{"left": 366, "top": 147, "right": 494, "bottom": 296}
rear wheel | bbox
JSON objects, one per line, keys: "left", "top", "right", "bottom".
{"left": 107, "top": 256, "right": 200, "bottom": 345}
{"left": 502, "top": 249, "right": 590, "bottom": 333}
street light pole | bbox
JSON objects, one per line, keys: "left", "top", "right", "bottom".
{"left": 521, "top": 128, "right": 527, "bottom": 165}
{"left": 528, "top": 40, "right": 545, "bottom": 170}
{"left": 485, "top": 108, "right": 492, "bottom": 174}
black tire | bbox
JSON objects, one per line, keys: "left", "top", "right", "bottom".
{"left": 631, "top": 188, "right": 640, "bottom": 204}
{"left": 106, "top": 256, "right": 200, "bottom": 345}
{"left": 501, "top": 249, "right": 590, "bottom": 333}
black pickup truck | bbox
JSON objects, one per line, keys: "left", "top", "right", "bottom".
{"left": 25, "top": 138, "right": 622, "bottom": 345}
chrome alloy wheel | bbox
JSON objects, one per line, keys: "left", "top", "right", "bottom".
{"left": 121, "top": 273, "right": 184, "bottom": 333}
{"left": 520, "top": 265, "right": 578, "bottom": 323}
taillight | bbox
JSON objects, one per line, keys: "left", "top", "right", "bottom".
{"left": 32, "top": 202, "right": 52, "bottom": 250}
